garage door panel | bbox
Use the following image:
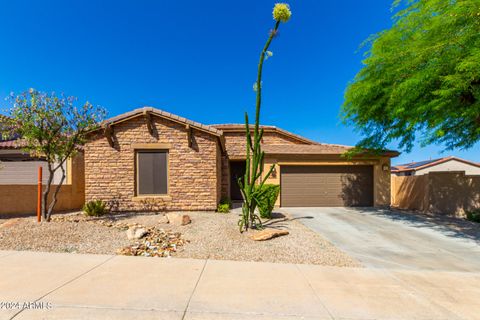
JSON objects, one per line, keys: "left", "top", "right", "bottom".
{"left": 281, "top": 165, "right": 373, "bottom": 207}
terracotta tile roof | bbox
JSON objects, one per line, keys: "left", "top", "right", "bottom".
{"left": 101, "top": 107, "right": 223, "bottom": 137}
{"left": 89, "top": 109, "right": 399, "bottom": 157}
{"left": 262, "top": 144, "right": 353, "bottom": 155}
{"left": 0, "top": 139, "right": 21, "bottom": 149}
{"left": 392, "top": 156, "right": 480, "bottom": 173}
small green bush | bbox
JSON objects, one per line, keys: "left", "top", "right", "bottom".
{"left": 217, "top": 203, "right": 230, "bottom": 213}
{"left": 256, "top": 184, "right": 280, "bottom": 219}
{"left": 216, "top": 197, "right": 232, "bottom": 213}
{"left": 83, "top": 200, "right": 108, "bottom": 217}
{"left": 220, "top": 196, "right": 232, "bottom": 208}
{"left": 466, "top": 209, "right": 480, "bottom": 223}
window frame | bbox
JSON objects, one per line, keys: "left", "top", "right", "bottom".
{"left": 135, "top": 149, "right": 169, "bottom": 196}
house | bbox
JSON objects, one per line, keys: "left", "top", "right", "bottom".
{"left": 391, "top": 156, "right": 480, "bottom": 176}
{"left": 0, "top": 136, "right": 85, "bottom": 215}
{"left": 84, "top": 107, "right": 398, "bottom": 211}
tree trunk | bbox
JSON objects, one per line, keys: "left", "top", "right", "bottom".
{"left": 41, "top": 163, "right": 54, "bottom": 221}
{"left": 46, "top": 164, "right": 66, "bottom": 221}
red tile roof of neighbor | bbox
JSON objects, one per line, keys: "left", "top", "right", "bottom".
{"left": 0, "top": 139, "right": 19, "bottom": 149}
{"left": 391, "top": 156, "right": 480, "bottom": 173}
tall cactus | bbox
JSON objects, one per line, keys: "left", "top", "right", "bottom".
{"left": 238, "top": 3, "right": 291, "bottom": 232}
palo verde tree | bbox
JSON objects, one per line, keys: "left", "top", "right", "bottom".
{"left": 238, "top": 3, "right": 291, "bottom": 232}
{"left": 3, "top": 89, "right": 106, "bottom": 221}
{"left": 342, "top": 0, "right": 480, "bottom": 152}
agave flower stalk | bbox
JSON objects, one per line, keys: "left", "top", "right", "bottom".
{"left": 238, "top": 3, "right": 291, "bottom": 232}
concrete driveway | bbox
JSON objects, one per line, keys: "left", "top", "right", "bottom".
{"left": 283, "top": 207, "right": 480, "bottom": 271}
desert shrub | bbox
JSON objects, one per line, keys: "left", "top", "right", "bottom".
{"left": 220, "top": 196, "right": 232, "bottom": 208}
{"left": 466, "top": 209, "right": 480, "bottom": 223}
{"left": 217, "top": 203, "right": 230, "bottom": 213}
{"left": 256, "top": 184, "right": 280, "bottom": 219}
{"left": 83, "top": 200, "right": 108, "bottom": 217}
{"left": 217, "top": 197, "right": 232, "bottom": 213}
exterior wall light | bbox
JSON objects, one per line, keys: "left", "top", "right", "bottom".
{"left": 271, "top": 164, "right": 277, "bottom": 178}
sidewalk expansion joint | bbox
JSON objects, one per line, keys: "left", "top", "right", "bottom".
{"left": 295, "top": 264, "right": 335, "bottom": 320}
{"left": 9, "top": 255, "right": 116, "bottom": 320}
{"left": 181, "top": 258, "right": 208, "bottom": 320}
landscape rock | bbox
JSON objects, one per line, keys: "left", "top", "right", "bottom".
{"left": 250, "top": 228, "right": 289, "bottom": 241}
{"left": 158, "top": 215, "right": 169, "bottom": 224}
{"left": 118, "top": 227, "right": 188, "bottom": 257}
{"left": 166, "top": 213, "right": 191, "bottom": 226}
{"left": 126, "top": 227, "right": 147, "bottom": 240}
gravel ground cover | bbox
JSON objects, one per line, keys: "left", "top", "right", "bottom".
{"left": 0, "top": 210, "right": 359, "bottom": 266}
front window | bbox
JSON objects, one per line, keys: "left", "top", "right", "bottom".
{"left": 136, "top": 150, "right": 168, "bottom": 195}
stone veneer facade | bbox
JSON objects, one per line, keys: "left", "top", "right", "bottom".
{"left": 83, "top": 111, "right": 394, "bottom": 211}
{"left": 84, "top": 116, "right": 221, "bottom": 211}
{"left": 219, "top": 131, "right": 308, "bottom": 198}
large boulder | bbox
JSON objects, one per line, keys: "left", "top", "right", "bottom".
{"left": 126, "top": 227, "right": 147, "bottom": 240}
{"left": 166, "top": 213, "right": 191, "bottom": 226}
{"left": 250, "top": 228, "right": 289, "bottom": 241}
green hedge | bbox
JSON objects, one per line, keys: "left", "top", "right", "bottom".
{"left": 256, "top": 184, "right": 280, "bottom": 219}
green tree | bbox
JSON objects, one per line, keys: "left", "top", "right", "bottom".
{"left": 342, "top": 0, "right": 480, "bottom": 152}
{"left": 238, "top": 3, "right": 291, "bottom": 232}
{"left": 3, "top": 89, "right": 106, "bottom": 221}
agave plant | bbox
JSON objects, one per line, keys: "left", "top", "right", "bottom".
{"left": 238, "top": 3, "right": 291, "bottom": 232}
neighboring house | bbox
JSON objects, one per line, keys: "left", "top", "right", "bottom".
{"left": 0, "top": 138, "right": 85, "bottom": 215}
{"left": 84, "top": 107, "right": 398, "bottom": 211}
{"left": 0, "top": 139, "right": 66, "bottom": 185}
{"left": 0, "top": 115, "right": 68, "bottom": 184}
{"left": 391, "top": 156, "right": 480, "bottom": 176}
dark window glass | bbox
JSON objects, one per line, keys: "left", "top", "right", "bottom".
{"left": 137, "top": 151, "right": 168, "bottom": 195}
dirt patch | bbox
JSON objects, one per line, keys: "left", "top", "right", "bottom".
{"left": 0, "top": 210, "right": 360, "bottom": 266}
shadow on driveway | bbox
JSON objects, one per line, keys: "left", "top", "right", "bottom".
{"left": 356, "top": 207, "right": 480, "bottom": 244}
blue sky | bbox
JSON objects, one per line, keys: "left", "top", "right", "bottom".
{"left": 0, "top": 0, "right": 478, "bottom": 165}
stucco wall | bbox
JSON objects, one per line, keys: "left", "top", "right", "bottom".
{"left": 263, "top": 155, "right": 392, "bottom": 207}
{"left": 391, "top": 171, "right": 480, "bottom": 217}
{"left": 84, "top": 116, "right": 220, "bottom": 211}
{"left": 0, "top": 154, "right": 85, "bottom": 215}
{"left": 391, "top": 174, "right": 428, "bottom": 211}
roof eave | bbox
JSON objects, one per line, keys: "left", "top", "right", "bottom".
{"left": 89, "top": 107, "right": 223, "bottom": 138}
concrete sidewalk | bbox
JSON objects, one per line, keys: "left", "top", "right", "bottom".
{"left": 0, "top": 251, "right": 479, "bottom": 320}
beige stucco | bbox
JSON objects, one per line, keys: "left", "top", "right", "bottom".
{"left": 391, "top": 171, "right": 480, "bottom": 217}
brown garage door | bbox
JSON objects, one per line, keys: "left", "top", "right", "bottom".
{"left": 281, "top": 165, "right": 373, "bottom": 207}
